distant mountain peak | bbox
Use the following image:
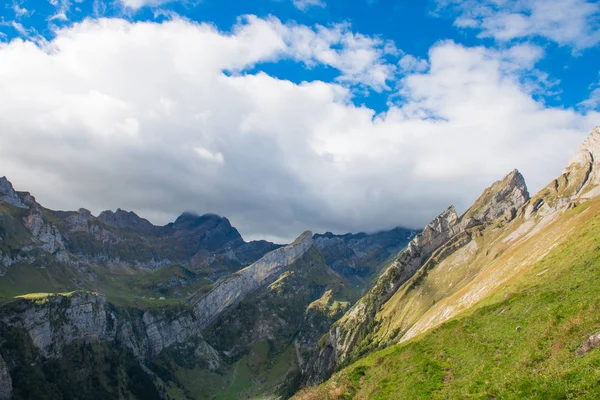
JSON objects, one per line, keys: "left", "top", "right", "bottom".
{"left": 172, "top": 212, "right": 229, "bottom": 229}
{"left": 98, "top": 208, "right": 153, "bottom": 230}
{"left": 0, "top": 176, "right": 28, "bottom": 209}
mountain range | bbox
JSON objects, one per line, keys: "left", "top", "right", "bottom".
{"left": 0, "top": 127, "right": 599, "bottom": 399}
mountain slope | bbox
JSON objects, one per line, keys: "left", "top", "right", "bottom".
{"left": 302, "top": 169, "right": 530, "bottom": 383}
{"left": 0, "top": 231, "right": 315, "bottom": 400}
{"left": 294, "top": 127, "right": 600, "bottom": 398}
{"left": 295, "top": 196, "right": 600, "bottom": 399}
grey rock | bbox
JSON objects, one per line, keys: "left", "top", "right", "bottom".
{"left": 24, "top": 211, "right": 65, "bottom": 254}
{"left": 142, "top": 311, "right": 197, "bottom": 357}
{"left": 191, "top": 231, "right": 313, "bottom": 328}
{"left": 0, "top": 354, "right": 11, "bottom": 399}
{"left": 462, "top": 169, "right": 529, "bottom": 224}
{"left": 17, "top": 292, "right": 117, "bottom": 358}
{"left": 0, "top": 177, "right": 27, "bottom": 209}
{"left": 577, "top": 331, "right": 600, "bottom": 357}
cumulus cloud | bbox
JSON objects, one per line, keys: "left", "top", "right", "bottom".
{"left": 398, "top": 54, "right": 428, "bottom": 73}
{"left": 437, "top": 0, "right": 600, "bottom": 50}
{"left": 0, "top": 16, "right": 597, "bottom": 242}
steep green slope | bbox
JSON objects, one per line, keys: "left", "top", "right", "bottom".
{"left": 295, "top": 196, "right": 600, "bottom": 399}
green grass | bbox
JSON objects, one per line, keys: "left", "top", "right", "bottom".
{"left": 156, "top": 340, "right": 296, "bottom": 400}
{"left": 13, "top": 291, "right": 79, "bottom": 305}
{"left": 296, "top": 202, "right": 600, "bottom": 399}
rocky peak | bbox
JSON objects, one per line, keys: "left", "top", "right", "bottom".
{"left": 568, "top": 126, "right": 600, "bottom": 167}
{"left": 408, "top": 205, "right": 460, "bottom": 256}
{"left": 0, "top": 176, "right": 28, "bottom": 209}
{"left": 461, "top": 169, "right": 529, "bottom": 224}
{"left": 523, "top": 127, "right": 600, "bottom": 216}
{"left": 98, "top": 208, "right": 153, "bottom": 230}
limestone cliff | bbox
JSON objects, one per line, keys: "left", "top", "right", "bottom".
{"left": 191, "top": 231, "right": 313, "bottom": 328}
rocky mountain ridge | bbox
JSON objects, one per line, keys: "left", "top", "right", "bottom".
{"left": 297, "top": 127, "right": 600, "bottom": 392}
{"left": 302, "top": 167, "right": 532, "bottom": 383}
{"left": 0, "top": 230, "right": 316, "bottom": 399}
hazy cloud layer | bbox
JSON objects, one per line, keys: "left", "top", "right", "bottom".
{"left": 0, "top": 16, "right": 598, "bottom": 242}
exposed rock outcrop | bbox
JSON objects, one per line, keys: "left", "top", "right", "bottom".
{"left": 191, "top": 231, "right": 313, "bottom": 328}
{"left": 462, "top": 169, "right": 529, "bottom": 224}
{"left": 0, "top": 354, "right": 11, "bottom": 400}
{"left": 2, "top": 291, "right": 221, "bottom": 369}
{"left": 0, "top": 176, "right": 27, "bottom": 209}
{"left": 523, "top": 127, "right": 600, "bottom": 220}
{"left": 24, "top": 211, "right": 67, "bottom": 256}
{"left": 577, "top": 331, "right": 600, "bottom": 357}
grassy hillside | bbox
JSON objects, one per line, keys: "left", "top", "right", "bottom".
{"left": 294, "top": 198, "right": 600, "bottom": 399}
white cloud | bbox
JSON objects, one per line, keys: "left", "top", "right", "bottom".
{"left": 438, "top": 0, "right": 600, "bottom": 50}
{"left": 13, "top": 2, "right": 29, "bottom": 18}
{"left": 49, "top": 0, "right": 72, "bottom": 21}
{"left": 119, "top": 0, "right": 178, "bottom": 10}
{"left": 279, "top": 20, "right": 397, "bottom": 90}
{"left": 398, "top": 54, "right": 428, "bottom": 73}
{"left": 292, "top": 0, "right": 326, "bottom": 11}
{"left": 0, "top": 16, "right": 597, "bottom": 242}
{"left": 579, "top": 77, "right": 600, "bottom": 110}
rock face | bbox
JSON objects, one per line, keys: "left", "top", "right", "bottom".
{"left": 567, "top": 126, "right": 600, "bottom": 198}
{"left": 24, "top": 211, "right": 67, "bottom": 255}
{"left": 522, "top": 128, "right": 600, "bottom": 220}
{"left": 462, "top": 169, "right": 529, "bottom": 223}
{"left": 0, "top": 177, "right": 27, "bottom": 209}
{"left": 303, "top": 169, "right": 531, "bottom": 385}
{"left": 14, "top": 292, "right": 117, "bottom": 358}
{"left": 191, "top": 231, "right": 313, "bottom": 328}
{"left": 0, "top": 354, "right": 11, "bottom": 400}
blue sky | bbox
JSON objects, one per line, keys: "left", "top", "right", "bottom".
{"left": 2, "top": 0, "right": 599, "bottom": 112}
{"left": 0, "top": 0, "right": 599, "bottom": 241}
